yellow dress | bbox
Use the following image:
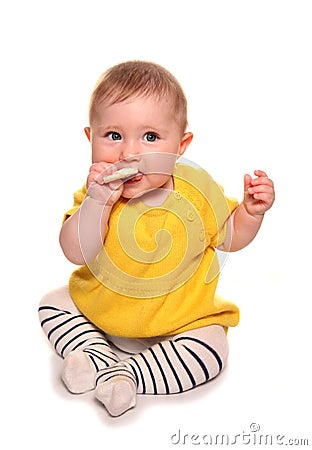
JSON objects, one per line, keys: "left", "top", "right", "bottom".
{"left": 64, "top": 163, "right": 240, "bottom": 338}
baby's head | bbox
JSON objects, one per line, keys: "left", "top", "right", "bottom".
{"left": 88, "top": 60, "right": 188, "bottom": 135}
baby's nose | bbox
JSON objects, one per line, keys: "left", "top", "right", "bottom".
{"left": 119, "top": 143, "right": 140, "bottom": 160}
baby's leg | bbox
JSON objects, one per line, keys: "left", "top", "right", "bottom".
{"left": 38, "top": 286, "right": 119, "bottom": 393}
{"left": 95, "top": 325, "right": 228, "bottom": 416}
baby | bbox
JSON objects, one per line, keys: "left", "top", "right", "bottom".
{"left": 39, "top": 60, "right": 275, "bottom": 416}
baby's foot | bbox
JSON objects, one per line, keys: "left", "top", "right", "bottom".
{"left": 95, "top": 366, "right": 137, "bottom": 416}
{"left": 62, "top": 348, "right": 97, "bottom": 394}
{"left": 62, "top": 339, "right": 119, "bottom": 394}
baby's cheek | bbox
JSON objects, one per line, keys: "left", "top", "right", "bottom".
{"left": 140, "top": 152, "right": 177, "bottom": 176}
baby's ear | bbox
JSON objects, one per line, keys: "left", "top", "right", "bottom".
{"left": 179, "top": 132, "right": 193, "bottom": 156}
{"left": 84, "top": 127, "right": 91, "bottom": 141}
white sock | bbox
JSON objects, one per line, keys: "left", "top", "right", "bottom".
{"left": 94, "top": 365, "right": 137, "bottom": 416}
{"left": 62, "top": 339, "right": 120, "bottom": 393}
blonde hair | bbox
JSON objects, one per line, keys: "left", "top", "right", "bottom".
{"left": 89, "top": 61, "right": 188, "bottom": 133}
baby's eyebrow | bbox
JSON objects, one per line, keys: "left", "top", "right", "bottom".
{"left": 93, "top": 123, "right": 170, "bottom": 136}
{"left": 94, "top": 124, "right": 122, "bottom": 133}
{"left": 140, "top": 124, "right": 169, "bottom": 134}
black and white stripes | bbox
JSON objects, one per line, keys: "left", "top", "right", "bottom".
{"left": 95, "top": 326, "right": 227, "bottom": 396}
{"left": 39, "top": 305, "right": 114, "bottom": 358}
{"left": 39, "top": 294, "right": 228, "bottom": 414}
{"left": 82, "top": 340, "right": 119, "bottom": 371}
{"left": 39, "top": 304, "right": 120, "bottom": 393}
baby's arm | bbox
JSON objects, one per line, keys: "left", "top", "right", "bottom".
{"left": 59, "top": 163, "right": 124, "bottom": 265}
{"left": 219, "top": 170, "right": 275, "bottom": 252}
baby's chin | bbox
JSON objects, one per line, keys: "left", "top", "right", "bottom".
{"left": 121, "top": 188, "right": 151, "bottom": 200}
{"left": 122, "top": 186, "right": 172, "bottom": 207}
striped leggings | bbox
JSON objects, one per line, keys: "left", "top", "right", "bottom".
{"left": 39, "top": 286, "right": 229, "bottom": 416}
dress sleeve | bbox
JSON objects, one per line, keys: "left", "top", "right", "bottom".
{"left": 62, "top": 184, "right": 87, "bottom": 224}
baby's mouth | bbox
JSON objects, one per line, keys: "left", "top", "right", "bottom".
{"left": 124, "top": 172, "right": 144, "bottom": 183}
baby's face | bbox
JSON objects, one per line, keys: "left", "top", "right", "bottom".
{"left": 88, "top": 95, "right": 192, "bottom": 199}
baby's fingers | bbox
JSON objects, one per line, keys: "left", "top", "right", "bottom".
{"left": 87, "top": 163, "right": 112, "bottom": 188}
{"left": 249, "top": 184, "right": 275, "bottom": 209}
{"left": 87, "top": 170, "right": 102, "bottom": 188}
{"left": 250, "top": 174, "right": 274, "bottom": 187}
{"left": 247, "top": 183, "right": 273, "bottom": 196}
{"left": 254, "top": 169, "right": 268, "bottom": 178}
{"left": 94, "top": 165, "right": 116, "bottom": 185}
{"left": 250, "top": 172, "right": 274, "bottom": 195}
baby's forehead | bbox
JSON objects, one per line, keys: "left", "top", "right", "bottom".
{"left": 107, "top": 92, "right": 175, "bottom": 108}
{"left": 92, "top": 94, "right": 175, "bottom": 120}
{"left": 90, "top": 92, "right": 184, "bottom": 133}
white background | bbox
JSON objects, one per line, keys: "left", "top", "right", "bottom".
{"left": 1, "top": 0, "right": 311, "bottom": 448}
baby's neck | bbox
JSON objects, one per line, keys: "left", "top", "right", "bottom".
{"left": 140, "top": 176, "right": 174, "bottom": 206}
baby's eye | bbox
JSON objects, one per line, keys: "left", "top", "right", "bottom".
{"left": 107, "top": 132, "right": 122, "bottom": 141}
{"left": 143, "top": 132, "right": 158, "bottom": 142}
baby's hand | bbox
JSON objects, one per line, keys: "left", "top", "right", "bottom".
{"left": 243, "top": 170, "right": 275, "bottom": 217}
{"left": 86, "top": 162, "right": 124, "bottom": 206}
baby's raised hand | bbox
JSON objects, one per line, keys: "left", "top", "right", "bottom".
{"left": 243, "top": 170, "right": 275, "bottom": 217}
{"left": 86, "top": 162, "right": 124, "bottom": 206}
